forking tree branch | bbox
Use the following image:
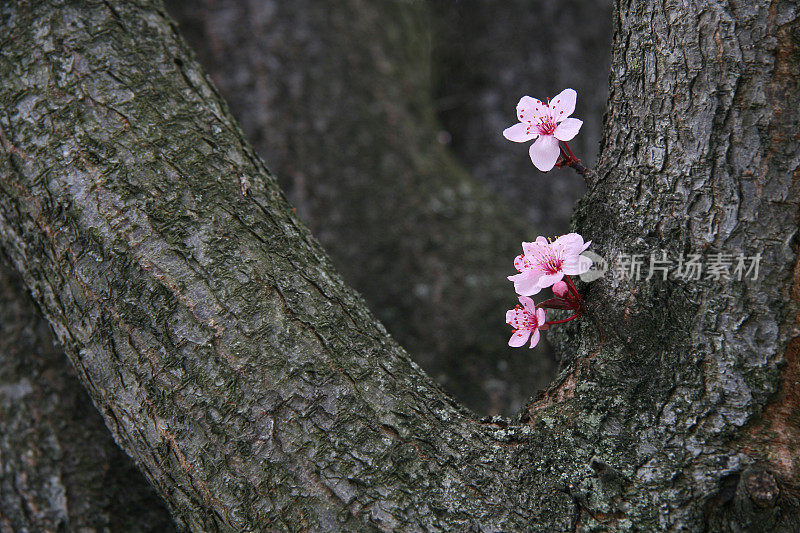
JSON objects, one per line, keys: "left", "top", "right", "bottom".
{"left": 1, "top": 0, "right": 798, "bottom": 530}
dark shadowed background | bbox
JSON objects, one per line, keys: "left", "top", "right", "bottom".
{"left": 162, "top": 0, "right": 612, "bottom": 415}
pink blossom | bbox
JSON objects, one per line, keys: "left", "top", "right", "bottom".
{"left": 506, "top": 296, "right": 547, "bottom": 348}
{"left": 508, "top": 233, "right": 592, "bottom": 296}
{"left": 552, "top": 280, "right": 569, "bottom": 298}
{"left": 503, "top": 88, "right": 583, "bottom": 172}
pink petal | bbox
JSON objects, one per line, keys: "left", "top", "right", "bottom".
{"left": 549, "top": 88, "right": 577, "bottom": 119}
{"left": 508, "top": 272, "right": 542, "bottom": 296}
{"left": 537, "top": 271, "right": 565, "bottom": 289}
{"left": 536, "top": 308, "right": 547, "bottom": 325}
{"left": 509, "top": 329, "right": 531, "bottom": 347}
{"left": 522, "top": 240, "right": 548, "bottom": 257}
{"left": 516, "top": 96, "right": 548, "bottom": 123}
{"left": 503, "top": 122, "right": 538, "bottom": 143}
{"left": 581, "top": 240, "right": 592, "bottom": 252}
{"left": 554, "top": 233, "right": 586, "bottom": 256}
{"left": 513, "top": 254, "right": 530, "bottom": 272}
{"left": 554, "top": 118, "right": 583, "bottom": 141}
{"left": 564, "top": 255, "right": 593, "bottom": 275}
{"left": 529, "top": 329, "right": 541, "bottom": 348}
{"left": 519, "top": 296, "right": 536, "bottom": 314}
{"left": 529, "top": 135, "right": 560, "bottom": 172}
{"left": 506, "top": 309, "right": 517, "bottom": 323}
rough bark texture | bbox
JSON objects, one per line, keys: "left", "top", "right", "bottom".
{"left": 164, "top": 0, "right": 556, "bottom": 415}
{"left": 548, "top": 0, "right": 800, "bottom": 528}
{"left": 0, "top": 256, "right": 175, "bottom": 532}
{"left": 429, "top": 0, "right": 613, "bottom": 234}
{"left": 0, "top": 0, "right": 798, "bottom": 531}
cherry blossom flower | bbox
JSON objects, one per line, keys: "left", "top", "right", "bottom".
{"left": 506, "top": 296, "right": 548, "bottom": 348}
{"left": 503, "top": 88, "right": 583, "bottom": 172}
{"left": 508, "top": 233, "right": 592, "bottom": 296}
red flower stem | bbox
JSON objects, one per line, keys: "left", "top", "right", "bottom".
{"left": 564, "top": 275, "right": 581, "bottom": 301}
{"left": 545, "top": 312, "right": 581, "bottom": 326}
{"left": 563, "top": 142, "right": 577, "bottom": 160}
{"left": 561, "top": 141, "right": 591, "bottom": 178}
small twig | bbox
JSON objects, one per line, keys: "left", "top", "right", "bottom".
{"left": 567, "top": 160, "right": 591, "bottom": 177}
{"left": 560, "top": 142, "right": 592, "bottom": 178}
{"left": 563, "top": 275, "right": 582, "bottom": 302}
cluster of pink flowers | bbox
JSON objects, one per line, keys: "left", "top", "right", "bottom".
{"left": 502, "top": 88, "right": 594, "bottom": 348}
{"left": 505, "top": 233, "right": 593, "bottom": 348}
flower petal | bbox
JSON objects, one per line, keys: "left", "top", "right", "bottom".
{"left": 554, "top": 233, "right": 586, "bottom": 256}
{"left": 516, "top": 96, "right": 548, "bottom": 123}
{"left": 564, "top": 254, "right": 593, "bottom": 275}
{"left": 554, "top": 118, "right": 583, "bottom": 141}
{"left": 522, "top": 240, "right": 548, "bottom": 257}
{"left": 537, "top": 271, "right": 565, "bottom": 289}
{"left": 503, "top": 122, "right": 538, "bottom": 143}
{"left": 514, "top": 253, "right": 532, "bottom": 272}
{"left": 508, "top": 272, "right": 542, "bottom": 296}
{"left": 529, "top": 135, "right": 560, "bottom": 172}
{"left": 519, "top": 296, "right": 536, "bottom": 314}
{"left": 529, "top": 329, "right": 541, "bottom": 348}
{"left": 506, "top": 309, "right": 518, "bottom": 324}
{"left": 509, "top": 329, "right": 531, "bottom": 347}
{"left": 536, "top": 308, "right": 546, "bottom": 325}
{"left": 550, "top": 88, "right": 577, "bottom": 119}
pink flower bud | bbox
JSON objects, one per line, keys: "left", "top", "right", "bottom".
{"left": 552, "top": 281, "right": 569, "bottom": 298}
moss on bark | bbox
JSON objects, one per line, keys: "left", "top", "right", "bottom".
{"left": 0, "top": 0, "right": 798, "bottom": 530}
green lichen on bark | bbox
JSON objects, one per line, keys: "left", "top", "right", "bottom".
{"left": 0, "top": 0, "right": 798, "bottom": 531}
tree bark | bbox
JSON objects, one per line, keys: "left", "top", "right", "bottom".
{"left": 554, "top": 0, "right": 800, "bottom": 528}
{"left": 0, "top": 257, "right": 175, "bottom": 532}
{"left": 0, "top": 0, "right": 798, "bottom": 531}
{"left": 163, "top": 0, "right": 556, "bottom": 415}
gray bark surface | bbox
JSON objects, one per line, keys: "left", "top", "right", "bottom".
{"left": 0, "top": 257, "right": 175, "bottom": 532}
{"left": 164, "top": 0, "right": 556, "bottom": 415}
{"left": 0, "top": 0, "right": 798, "bottom": 531}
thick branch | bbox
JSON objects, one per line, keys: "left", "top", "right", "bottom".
{"left": 548, "top": 0, "right": 800, "bottom": 527}
{"left": 0, "top": 1, "right": 541, "bottom": 529}
{"left": 0, "top": 0, "right": 798, "bottom": 530}
{"left": 0, "top": 256, "right": 175, "bottom": 531}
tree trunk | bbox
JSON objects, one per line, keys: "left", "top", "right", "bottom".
{"left": 163, "top": 0, "right": 556, "bottom": 415}
{"left": 0, "top": 0, "right": 797, "bottom": 531}
{"left": 0, "top": 257, "right": 175, "bottom": 531}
